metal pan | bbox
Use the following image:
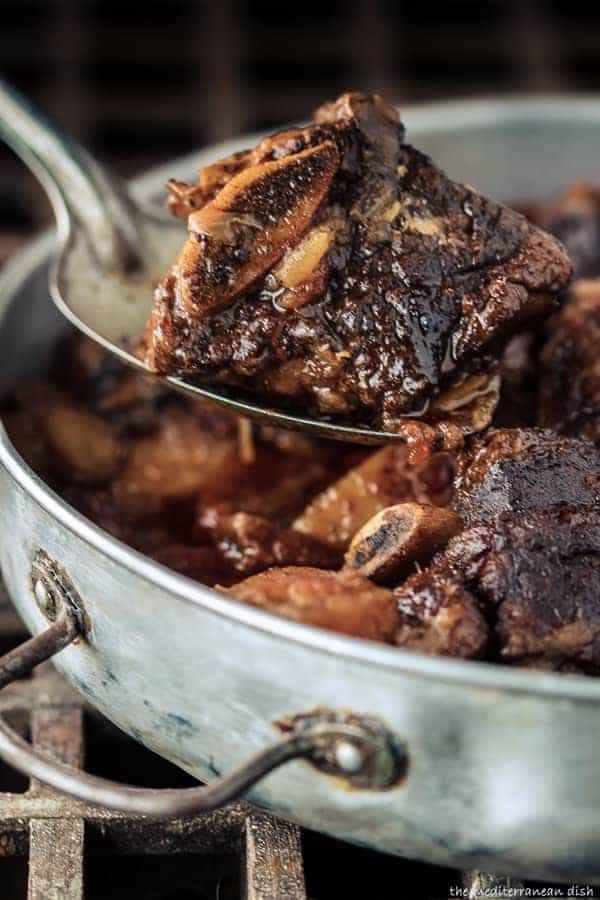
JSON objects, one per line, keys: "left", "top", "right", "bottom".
{"left": 1, "top": 96, "right": 600, "bottom": 883}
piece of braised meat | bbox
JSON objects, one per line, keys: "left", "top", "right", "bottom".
{"left": 538, "top": 279, "right": 600, "bottom": 444}
{"left": 145, "top": 92, "right": 570, "bottom": 446}
{"left": 453, "top": 428, "right": 600, "bottom": 527}
{"left": 152, "top": 544, "right": 233, "bottom": 586}
{"left": 396, "top": 429, "right": 600, "bottom": 668}
{"left": 396, "top": 510, "right": 600, "bottom": 670}
{"left": 494, "top": 181, "right": 600, "bottom": 430}
{"left": 464, "top": 511, "right": 600, "bottom": 668}
{"left": 223, "top": 566, "right": 398, "bottom": 642}
{"left": 197, "top": 507, "right": 341, "bottom": 581}
{"left": 151, "top": 508, "right": 341, "bottom": 588}
{"left": 536, "top": 183, "right": 600, "bottom": 281}
{"left": 395, "top": 562, "right": 489, "bottom": 659}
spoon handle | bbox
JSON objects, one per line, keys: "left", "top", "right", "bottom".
{"left": 0, "top": 78, "right": 143, "bottom": 272}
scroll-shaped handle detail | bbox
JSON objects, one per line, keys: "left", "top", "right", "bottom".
{"left": 0, "top": 552, "right": 407, "bottom": 818}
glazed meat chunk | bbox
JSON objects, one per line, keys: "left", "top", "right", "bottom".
{"left": 396, "top": 429, "right": 600, "bottom": 667}
{"left": 395, "top": 562, "right": 489, "bottom": 659}
{"left": 152, "top": 544, "right": 232, "bottom": 586}
{"left": 453, "top": 428, "right": 600, "bottom": 526}
{"left": 537, "top": 279, "right": 600, "bottom": 444}
{"left": 151, "top": 511, "right": 340, "bottom": 588}
{"left": 145, "top": 92, "right": 570, "bottom": 442}
{"left": 223, "top": 567, "right": 398, "bottom": 642}
{"left": 197, "top": 507, "right": 341, "bottom": 580}
{"left": 396, "top": 510, "right": 600, "bottom": 670}
{"left": 536, "top": 182, "right": 600, "bottom": 281}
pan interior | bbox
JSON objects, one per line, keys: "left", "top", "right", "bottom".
{"left": 3, "top": 95, "right": 600, "bottom": 701}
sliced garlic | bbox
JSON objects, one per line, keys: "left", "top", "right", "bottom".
{"left": 382, "top": 201, "right": 401, "bottom": 222}
{"left": 276, "top": 226, "right": 333, "bottom": 288}
{"left": 400, "top": 215, "right": 447, "bottom": 241}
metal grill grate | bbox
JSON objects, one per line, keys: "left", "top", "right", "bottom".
{"left": 0, "top": 596, "right": 457, "bottom": 900}
{"left": 0, "top": 605, "right": 307, "bottom": 900}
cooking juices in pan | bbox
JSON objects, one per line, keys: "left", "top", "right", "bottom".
{"left": 4, "top": 93, "right": 600, "bottom": 673}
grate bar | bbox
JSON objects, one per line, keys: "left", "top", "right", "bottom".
{"left": 0, "top": 671, "right": 79, "bottom": 717}
{"left": 244, "top": 813, "right": 306, "bottom": 900}
{"left": 28, "top": 818, "right": 85, "bottom": 900}
{"left": 27, "top": 681, "right": 85, "bottom": 900}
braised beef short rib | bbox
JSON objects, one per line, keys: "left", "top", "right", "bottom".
{"left": 145, "top": 92, "right": 570, "bottom": 442}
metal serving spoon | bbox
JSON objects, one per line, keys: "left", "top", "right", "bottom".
{"left": 0, "top": 79, "right": 399, "bottom": 444}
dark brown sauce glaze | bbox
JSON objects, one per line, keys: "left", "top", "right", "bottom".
{"left": 145, "top": 92, "right": 570, "bottom": 441}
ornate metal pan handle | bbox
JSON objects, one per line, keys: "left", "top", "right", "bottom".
{"left": 0, "top": 553, "right": 407, "bottom": 817}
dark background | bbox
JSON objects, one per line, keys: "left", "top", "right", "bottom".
{"left": 2, "top": 0, "right": 599, "bottom": 259}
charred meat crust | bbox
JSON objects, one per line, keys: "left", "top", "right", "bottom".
{"left": 458, "top": 510, "right": 600, "bottom": 668}
{"left": 395, "top": 509, "right": 600, "bottom": 670}
{"left": 454, "top": 427, "right": 600, "bottom": 526}
{"left": 145, "top": 92, "right": 571, "bottom": 436}
{"left": 395, "top": 563, "right": 489, "bottom": 660}
{"left": 398, "top": 430, "right": 600, "bottom": 668}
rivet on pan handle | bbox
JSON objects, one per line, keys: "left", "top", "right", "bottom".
{"left": 0, "top": 553, "right": 407, "bottom": 817}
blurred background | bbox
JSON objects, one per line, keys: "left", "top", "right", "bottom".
{"left": 1, "top": 0, "right": 599, "bottom": 262}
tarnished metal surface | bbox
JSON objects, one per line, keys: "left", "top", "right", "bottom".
{"left": 0, "top": 611, "right": 78, "bottom": 689}
{"left": 28, "top": 701, "right": 85, "bottom": 900}
{"left": 30, "top": 549, "right": 90, "bottom": 636}
{"left": 245, "top": 815, "right": 306, "bottom": 900}
{"left": 276, "top": 708, "right": 408, "bottom": 789}
{"left": 0, "top": 584, "right": 406, "bottom": 815}
{"left": 3, "top": 100, "right": 600, "bottom": 881}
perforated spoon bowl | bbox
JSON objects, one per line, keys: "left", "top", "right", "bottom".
{"left": 0, "top": 79, "right": 402, "bottom": 445}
